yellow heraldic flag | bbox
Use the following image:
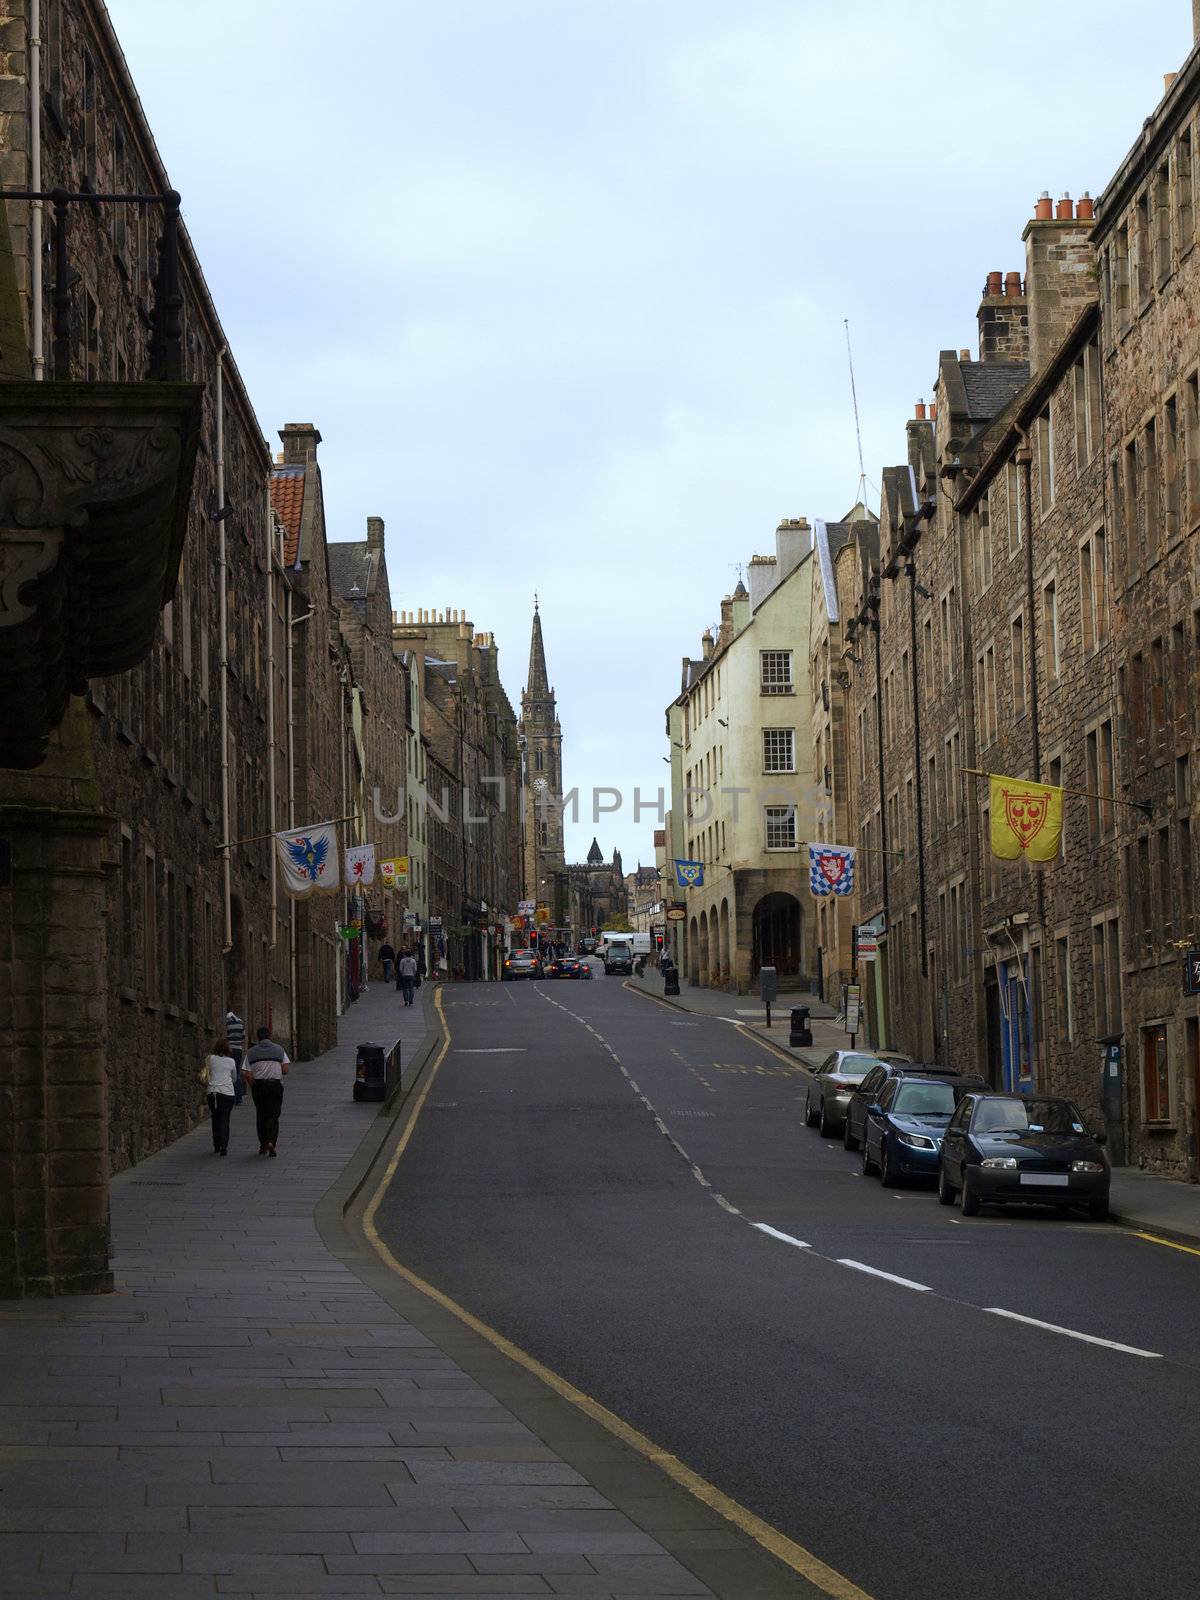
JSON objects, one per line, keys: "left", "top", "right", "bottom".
{"left": 989, "top": 774, "right": 1064, "bottom": 862}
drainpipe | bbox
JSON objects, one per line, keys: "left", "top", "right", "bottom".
{"left": 1017, "top": 430, "right": 1046, "bottom": 1085}
{"left": 265, "top": 482, "right": 277, "bottom": 949}
{"left": 216, "top": 347, "right": 231, "bottom": 952}
{"left": 29, "top": 0, "right": 44, "bottom": 379}
{"left": 285, "top": 582, "right": 299, "bottom": 1056}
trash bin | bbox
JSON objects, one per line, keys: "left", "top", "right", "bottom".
{"left": 353, "top": 1042, "right": 386, "bottom": 1102}
{"left": 663, "top": 966, "right": 680, "bottom": 996}
{"left": 789, "top": 1006, "right": 812, "bottom": 1047}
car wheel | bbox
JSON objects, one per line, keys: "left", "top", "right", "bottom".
{"left": 879, "top": 1139, "right": 899, "bottom": 1187}
{"left": 861, "top": 1136, "right": 877, "bottom": 1177}
{"left": 937, "top": 1163, "right": 955, "bottom": 1205}
{"left": 842, "top": 1116, "right": 858, "bottom": 1152}
{"left": 818, "top": 1100, "right": 834, "bottom": 1137}
{"left": 804, "top": 1092, "right": 818, "bottom": 1128}
{"left": 1088, "top": 1198, "right": 1109, "bottom": 1221}
{"left": 959, "top": 1166, "right": 981, "bottom": 1217}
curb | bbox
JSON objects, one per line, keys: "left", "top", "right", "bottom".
{"left": 1108, "top": 1211, "right": 1200, "bottom": 1251}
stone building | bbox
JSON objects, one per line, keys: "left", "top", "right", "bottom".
{"left": 569, "top": 841, "right": 626, "bottom": 937}
{"left": 666, "top": 521, "right": 818, "bottom": 993}
{"left": 1093, "top": 44, "right": 1200, "bottom": 1173}
{"left": 519, "top": 604, "right": 567, "bottom": 912}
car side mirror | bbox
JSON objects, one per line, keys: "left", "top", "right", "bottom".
{"left": 869, "top": 1104, "right": 883, "bottom": 1117}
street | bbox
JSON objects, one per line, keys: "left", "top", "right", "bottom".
{"left": 375, "top": 971, "right": 1200, "bottom": 1600}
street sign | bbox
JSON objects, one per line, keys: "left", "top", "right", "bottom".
{"left": 1185, "top": 950, "right": 1200, "bottom": 996}
{"left": 855, "top": 925, "right": 879, "bottom": 960}
{"left": 666, "top": 906, "right": 686, "bottom": 922}
{"left": 844, "top": 983, "right": 862, "bottom": 1035}
{"left": 518, "top": 899, "right": 535, "bottom": 917}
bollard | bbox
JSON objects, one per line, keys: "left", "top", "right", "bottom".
{"left": 353, "top": 1042, "right": 387, "bottom": 1102}
{"left": 789, "top": 1006, "right": 813, "bottom": 1047}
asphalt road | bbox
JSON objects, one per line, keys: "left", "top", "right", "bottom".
{"left": 374, "top": 967, "right": 1200, "bottom": 1600}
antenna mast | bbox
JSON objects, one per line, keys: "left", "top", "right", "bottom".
{"left": 843, "top": 318, "right": 875, "bottom": 514}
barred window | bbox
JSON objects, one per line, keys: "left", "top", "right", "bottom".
{"left": 762, "top": 728, "right": 795, "bottom": 772}
{"left": 764, "top": 805, "right": 797, "bottom": 850}
{"left": 760, "top": 651, "right": 793, "bottom": 695}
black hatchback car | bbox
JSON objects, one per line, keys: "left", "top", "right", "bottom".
{"left": 842, "top": 1060, "right": 982, "bottom": 1152}
{"left": 937, "top": 1093, "right": 1109, "bottom": 1218}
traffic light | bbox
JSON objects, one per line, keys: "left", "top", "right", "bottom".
{"left": 529, "top": 931, "right": 538, "bottom": 950}
{"left": 654, "top": 931, "right": 664, "bottom": 952}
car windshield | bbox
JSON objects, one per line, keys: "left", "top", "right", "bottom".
{"left": 892, "top": 1081, "right": 956, "bottom": 1116}
{"left": 836, "top": 1055, "right": 887, "bottom": 1078}
{"left": 973, "top": 1098, "right": 1083, "bottom": 1134}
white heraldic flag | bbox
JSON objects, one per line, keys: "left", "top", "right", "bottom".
{"left": 345, "top": 844, "right": 376, "bottom": 886}
{"left": 275, "top": 822, "right": 341, "bottom": 898}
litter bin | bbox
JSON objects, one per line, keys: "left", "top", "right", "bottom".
{"left": 789, "top": 1006, "right": 812, "bottom": 1047}
{"left": 663, "top": 962, "right": 680, "bottom": 996}
{"left": 353, "top": 1042, "right": 386, "bottom": 1102}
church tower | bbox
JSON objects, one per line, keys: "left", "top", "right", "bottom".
{"left": 520, "top": 602, "right": 566, "bottom": 908}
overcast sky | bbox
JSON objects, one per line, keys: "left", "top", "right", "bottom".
{"left": 110, "top": 0, "right": 1191, "bottom": 872}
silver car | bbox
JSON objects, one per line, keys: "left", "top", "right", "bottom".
{"left": 802, "top": 1050, "right": 912, "bottom": 1137}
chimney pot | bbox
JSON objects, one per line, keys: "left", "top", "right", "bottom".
{"left": 1034, "top": 191, "right": 1054, "bottom": 221}
{"left": 1076, "top": 191, "right": 1095, "bottom": 220}
{"left": 1005, "top": 270, "right": 1024, "bottom": 296}
{"left": 1056, "top": 192, "right": 1074, "bottom": 220}
{"left": 960, "top": 348, "right": 971, "bottom": 361}
{"left": 986, "top": 270, "right": 1003, "bottom": 296}
{"left": 929, "top": 400, "right": 938, "bottom": 420}
{"left": 1165, "top": 71, "right": 1178, "bottom": 94}
{"left": 915, "top": 400, "right": 926, "bottom": 419}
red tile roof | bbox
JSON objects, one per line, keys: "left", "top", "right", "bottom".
{"left": 270, "top": 466, "right": 305, "bottom": 566}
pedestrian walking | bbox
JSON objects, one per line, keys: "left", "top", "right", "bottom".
{"left": 378, "top": 940, "right": 396, "bottom": 984}
{"left": 225, "top": 1008, "right": 246, "bottom": 1072}
{"left": 243, "top": 1025, "right": 290, "bottom": 1157}
{"left": 202, "top": 1037, "right": 238, "bottom": 1156}
{"left": 397, "top": 949, "right": 418, "bottom": 1006}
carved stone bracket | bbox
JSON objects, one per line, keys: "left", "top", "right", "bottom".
{"left": 0, "top": 380, "right": 203, "bottom": 767}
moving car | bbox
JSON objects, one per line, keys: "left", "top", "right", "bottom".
{"left": 603, "top": 944, "right": 634, "bottom": 976}
{"left": 804, "top": 1050, "right": 911, "bottom": 1138}
{"left": 549, "top": 955, "right": 590, "bottom": 979}
{"left": 937, "top": 1093, "right": 1110, "bottom": 1218}
{"left": 860, "top": 1074, "right": 985, "bottom": 1185}
{"left": 578, "top": 937, "right": 598, "bottom": 955}
{"left": 502, "top": 950, "right": 543, "bottom": 981}
{"left": 842, "top": 1058, "right": 966, "bottom": 1151}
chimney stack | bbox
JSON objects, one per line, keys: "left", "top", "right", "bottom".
{"left": 1023, "top": 189, "right": 1097, "bottom": 373}
{"left": 366, "top": 515, "right": 384, "bottom": 550}
{"left": 978, "top": 268, "right": 1029, "bottom": 364}
{"left": 1194, "top": 0, "right": 1200, "bottom": 46}
{"left": 701, "top": 628, "right": 714, "bottom": 661}
{"left": 279, "top": 423, "right": 321, "bottom": 466}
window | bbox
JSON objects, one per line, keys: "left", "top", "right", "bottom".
{"left": 1091, "top": 914, "right": 1122, "bottom": 1038}
{"left": 1036, "top": 406, "right": 1054, "bottom": 513}
{"left": 1134, "top": 191, "right": 1151, "bottom": 302}
{"left": 1181, "top": 816, "right": 1194, "bottom": 933}
{"left": 945, "top": 730, "right": 961, "bottom": 824}
{"left": 1010, "top": 614, "right": 1027, "bottom": 719}
{"left": 764, "top": 805, "right": 797, "bottom": 850}
{"left": 534, "top": 748, "right": 543, "bottom": 772}
{"left": 1142, "top": 1024, "right": 1171, "bottom": 1122}
{"left": 762, "top": 728, "right": 795, "bottom": 773}
{"left": 1073, "top": 340, "right": 1102, "bottom": 468}
{"left": 1079, "top": 531, "right": 1107, "bottom": 653}
{"left": 1054, "top": 933, "right": 1072, "bottom": 1044}
{"left": 1123, "top": 440, "right": 1140, "bottom": 574}
{"left": 1042, "top": 580, "right": 1059, "bottom": 683}
{"left": 1137, "top": 835, "right": 1152, "bottom": 945}
{"left": 976, "top": 645, "right": 997, "bottom": 747}
{"left": 760, "top": 651, "right": 793, "bottom": 695}
{"left": 1151, "top": 635, "right": 1167, "bottom": 754}
{"left": 922, "top": 617, "right": 933, "bottom": 695}
{"left": 1158, "top": 826, "right": 1174, "bottom": 941}
{"left": 1006, "top": 460, "right": 1024, "bottom": 552}
{"left": 120, "top": 830, "right": 135, "bottom": 990}
{"left": 1114, "top": 223, "right": 1131, "bottom": 332}
{"left": 143, "top": 853, "right": 158, "bottom": 1001}
{"left": 165, "top": 867, "right": 178, "bottom": 1006}
{"left": 975, "top": 494, "right": 993, "bottom": 593}
{"left": 1155, "top": 162, "right": 1172, "bottom": 285}
{"left": 1165, "top": 396, "right": 1181, "bottom": 543}
{"left": 1086, "top": 718, "right": 1116, "bottom": 842}
{"left": 1188, "top": 374, "right": 1200, "bottom": 528}
{"left": 1180, "top": 127, "right": 1195, "bottom": 249}
{"left": 940, "top": 587, "right": 957, "bottom": 680}
{"left": 1143, "top": 419, "right": 1160, "bottom": 563}
{"left": 83, "top": 50, "right": 98, "bottom": 180}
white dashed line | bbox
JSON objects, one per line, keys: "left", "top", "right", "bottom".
{"left": 983, "top": 1308, "right": 1162, "bottom": 1358}
{"left": 752, "top": 1223, "right": 811, "bottom": 1250}
{"left": 836, "top": 1260, "right": 932, "bottom": 1292}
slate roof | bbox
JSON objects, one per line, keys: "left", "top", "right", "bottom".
{"left": 959, "top": 360, "right": 1030, "bottom": 424}
{"left": 269, "top": 466, "right": 305, "bottom": 566}
{"left": 328, "top": 541, "right": 373, "bottom": 600}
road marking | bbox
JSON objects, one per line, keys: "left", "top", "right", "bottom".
{"left": 1131, "top": 1230, "right": 1200, "bottom": 1258}
{"left": 363, "top": 985, "right": 875, "bottom": 1600}
{"left": 836, "top": 1260, "right": 932, "bottom": 1292}
{"left": 453, "top": 1047, "right": 527, "bottom": 1054}
{"left": 753, "top": 1223, "right": 811, "bottom": 1250}
{"left": 983, "top": 1308, "right": 1162, "bottom": 1359}
{"left": 714, "top": 1194, "right": 742, "bottom": 1215}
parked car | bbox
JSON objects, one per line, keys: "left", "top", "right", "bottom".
{"left": 861, "top": 1074, "right": 986, "bottom": 1185}
{"left": 603, "top": 945, "right": 634, "bottom": 976}
{"left": 804, "top": 1050, "right": 911, "bottom": 1137}
{"left": 502, "top": 950, "right": 543, "bottom": 981}
{"left": 842, "top": 1058, "right": 968, "bottom": 1150}
{"left": 937, "top": 1093, "right": 1110, "bottom": 1218}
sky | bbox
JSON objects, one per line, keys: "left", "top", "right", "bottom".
{"left": 108, "top": 0, "right": 1193, "bottom": 870}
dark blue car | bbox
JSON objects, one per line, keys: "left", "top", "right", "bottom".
{"left": 861, "top": 1074, "right": 985, "bottom": 1186}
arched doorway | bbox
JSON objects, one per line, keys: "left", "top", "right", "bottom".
{"left": 698, "top": 913, "right": 710, "bottom": 986}
{"left": 751, "top": 892, "right": 803, "bottom": 982}
{"left": 719, "top": 898, "right": 730, "bottom": 985}
{"left": 688, "top": 916, "right": 700, "bottom": 985}
{"left": 707, "top": 907, "right": 720, "bottom": 986}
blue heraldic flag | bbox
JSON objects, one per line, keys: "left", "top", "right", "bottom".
{"left": 674, "top": 859, "right": 704, "bottom": 888}
{"left": 808, "top": 843, "right": 856, "bottom": 897}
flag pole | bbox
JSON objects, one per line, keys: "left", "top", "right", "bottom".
{"left": 213, "top": 812, "right": 360, "bottom": 853}
{"left": 961, "top": 769, "right": 1151, "bottom": 817}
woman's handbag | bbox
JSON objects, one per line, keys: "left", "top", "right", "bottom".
{"left": 197, "top": 1056, "right": 211, "bottom": 1089}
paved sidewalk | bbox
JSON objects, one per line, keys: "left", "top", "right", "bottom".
{"left": 624, "top": 969, "right": 845, "bottom": 1066}
{"left": 0, "top": 976, "right": 814, "bottom": 1599}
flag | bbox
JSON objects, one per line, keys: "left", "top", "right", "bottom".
{"left": 345, "top": 844, "right": 376, "bottom": 885}
{"left": 989, "top": 775, "right": 1064, "bottom": 862}
{"left": 674, "top": 859, "right": 704, "bottom": 888}
{"left": 275, "top": 823, "right": 340, "bottom": 898}
{"left": 380, "top": 859, "right": 396, "bottom": 889}
{"left": 395, "top": 855, "right": 410, "bottom": 889}
{"left": 808, "top": 843, "right": 856, "bottom": 897}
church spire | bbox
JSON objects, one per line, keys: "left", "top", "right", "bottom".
{"left": 526, "top": 601, "right": 550, "bottom": 698}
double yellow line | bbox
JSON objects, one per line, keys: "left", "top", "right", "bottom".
{"left": 359, "top": 986, "right": 873, "bottom": 1600}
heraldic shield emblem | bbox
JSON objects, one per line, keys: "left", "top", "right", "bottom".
{"left": 818, "top": 851, "right": 850, "bottom": 888}
{"left": 1002, "top": 787, "right": 1049, "bottom": 849}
